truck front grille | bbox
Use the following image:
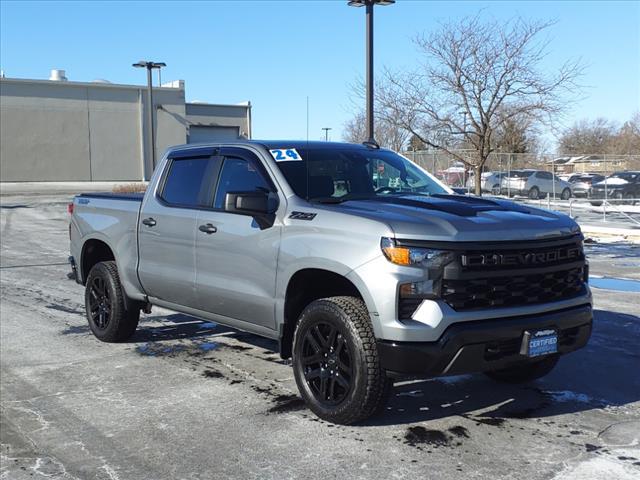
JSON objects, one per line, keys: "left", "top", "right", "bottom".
{"left": 442, "top": 266, "right": 587, "bottom": 311}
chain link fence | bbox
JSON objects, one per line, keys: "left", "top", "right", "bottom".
{"left": 403, "top": 150, "right": 640, "bottom": 228}
{"left": 404, "top": 150, "right": 640, "bottom": 188}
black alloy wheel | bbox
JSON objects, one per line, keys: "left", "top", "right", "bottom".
{"left": 88, "top": 275, "right": 112, "bottom": 329}
{"left": 292, "top": 296, "right": 391, "bottom": 424}
{"left": 300, "top": 322, "right": 353, "bottom": 405}
{"left": 84, "top": 261, "right": 140, "bottom": 342}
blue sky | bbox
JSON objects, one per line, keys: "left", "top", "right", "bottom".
{"left": 1, "top": 0, "right": 638, "bottom": 148}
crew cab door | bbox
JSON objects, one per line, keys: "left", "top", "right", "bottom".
{"left": 138, "top": 148, "right": 221, "bottom": 308}
{"left": 194, "top": 147, "right": 281, "bottom": 330}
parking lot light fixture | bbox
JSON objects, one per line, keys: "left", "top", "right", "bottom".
{"left": 348, "top": 0, "right": 395, "bottom": 145}
{"left": 133, "top": 61, "right": 166, "bottom": 175}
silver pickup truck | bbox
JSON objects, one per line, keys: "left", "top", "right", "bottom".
{"left": 69, "top": 141, "right": 592, "bottom": 424}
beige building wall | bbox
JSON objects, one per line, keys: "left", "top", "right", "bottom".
{"left": 0, "top": 78, "right": 250, "bottom": 182}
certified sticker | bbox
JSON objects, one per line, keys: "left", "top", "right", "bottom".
{"left": 269, "top": 148, "right": 302, "bottom": 162}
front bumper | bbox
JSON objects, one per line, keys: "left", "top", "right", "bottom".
{"left": 589, "top": 189, "right": 623, "bottom": 200}
{"left": 377, "top": 304, "right": 592, "bottom": 376}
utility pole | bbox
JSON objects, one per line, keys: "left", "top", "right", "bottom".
{"left": 348, "top": 0, "right": 395, "bottom": 145}
{"left": 133, "top": 60, "right": 166, "bottom": 175}
{"left": 322, "top": 127, "right": 332, "bottom": 141}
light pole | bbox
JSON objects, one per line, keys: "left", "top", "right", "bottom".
{"left": 133, "top": 60, "right": 166, "bottom": 174}
{"left": 348, "top": 0, "right": 394, "bottom": 145}
{"left": 322, "top": 127, "right": 332, "bottom": 141}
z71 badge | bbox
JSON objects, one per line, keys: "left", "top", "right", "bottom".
{"left": 289, "top": 211, "right": 317, "bottom": 221}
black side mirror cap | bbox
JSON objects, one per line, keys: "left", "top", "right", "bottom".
{"left": 225, "top": 191, "right": 278, "bottom": 229}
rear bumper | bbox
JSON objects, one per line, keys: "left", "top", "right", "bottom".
{"left": 377, "top": 304, "right": 592, "bottom": 376}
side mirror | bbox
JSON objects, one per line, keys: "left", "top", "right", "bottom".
{"left": 225, "top": 191, "right": 278, "bottom": 228}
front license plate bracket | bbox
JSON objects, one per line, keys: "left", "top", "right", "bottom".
{"left": 520, "top": 329, "right": 558, "bottom": 358}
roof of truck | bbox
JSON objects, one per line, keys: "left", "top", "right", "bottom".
{"left": 168, "top": 140, "right": 381, "bottom": 153}
{"left": 249, "top": 140, "right": 375, "bottom": 151}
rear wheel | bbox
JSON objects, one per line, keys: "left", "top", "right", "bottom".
{"left": 623, "top": 193, "right": 635, "bottom": 205}
{"left": 85, "top": 261, "right": 140, "bottom": 342}
{"left": 292, "top": 296, "right": 391, "bottom": 424}
{"left": 484, "top": 355, "right": 559, "bottom": 384}
{"left": 528, "top": 186, "right": 540, "bottom": 200}
{"left": 491, "top": 184, "right": 501, "bottom": 195}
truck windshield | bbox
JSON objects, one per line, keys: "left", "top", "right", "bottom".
{"left": 275, "top": 148, "right": 449, "bottom": 202}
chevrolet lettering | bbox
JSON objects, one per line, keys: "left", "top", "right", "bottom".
{"left": 461, "top": 247, "right": 582, "bottom": 267}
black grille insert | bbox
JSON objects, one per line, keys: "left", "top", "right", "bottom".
{"left": 442, "top": 266, "right": 586, "bottom": 311}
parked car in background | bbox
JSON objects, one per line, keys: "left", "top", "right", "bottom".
{"left": 569, "top": 174, "right": 605, "bottom": 198}
{"left": 466, "top": 171, "right": 506, "bottom": 194}
{"left": 501, "top": 170, "right": 572, "bottom": 200}
{"left": 589, "top": 171, "right": 640, "bottom": 206}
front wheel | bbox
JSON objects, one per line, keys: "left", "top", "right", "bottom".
{"left": 292, "top": 296, "right": 391, "bottom": 424}
{"left": 484, "top": 355, "right": 559, "bottom": 384}
{"left": 85, "top": 261, "right": 140, "bottom": 342}
{"left": 561, "top": 188, "right": 571, "bottom": 200}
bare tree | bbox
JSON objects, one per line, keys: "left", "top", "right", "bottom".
{"left": 377, "top": 14, "right": 584, "bottom": 194}
{"left": 558, "top": 118, "right": 616, "bottom": 154}
{"left": 342, "top": 110, "right": 410, "bottom": 152}
{"left": 612, "top": 112, "right": 640, "bottom": 155}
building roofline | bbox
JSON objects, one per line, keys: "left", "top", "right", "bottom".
{"left": 0, "top": 76, "right": 184, "bottom": 91}
{"left": 186, "top": 102, "right": 251, "bottom": 109}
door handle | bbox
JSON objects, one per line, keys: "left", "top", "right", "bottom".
{"left": 198, "top": 223, "right": 217, "bottom": 234}
{"left": 142, "top": 217, "right": 157, "bottom": 227}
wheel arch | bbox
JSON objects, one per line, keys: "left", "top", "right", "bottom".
{"left": 80, "top": 238, "right": 115, "bottom": 285}
{"left": 279, "top": 268, "right": 365, "bottom": 359}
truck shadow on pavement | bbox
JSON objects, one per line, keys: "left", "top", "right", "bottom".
{"left": 121, "top": 308, "right": 639, "bottom": 426}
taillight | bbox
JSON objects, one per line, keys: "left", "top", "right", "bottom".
{"left": 67, "top": 202, "right": 74, "bottom": 215}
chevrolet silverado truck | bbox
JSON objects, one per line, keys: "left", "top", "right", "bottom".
{"left": 69, "top": 141, "right": 592, "bottom": 424}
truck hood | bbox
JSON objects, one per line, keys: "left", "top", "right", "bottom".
{"left": 331, "top": 194, "right": 579, "bottom": 242}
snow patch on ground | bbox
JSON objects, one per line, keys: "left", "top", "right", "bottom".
{"left": 544, "top": 390, "right": 593, "bottom": 404}
{"left": 551, "top": 456, "right": 639, "bottom": 480}
{"left": 432, "top": 374, "right": 473, "bottom": 384}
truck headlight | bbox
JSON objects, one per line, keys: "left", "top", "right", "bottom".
{"left": 380, "top": 237, "right": 453, "bottom": 268}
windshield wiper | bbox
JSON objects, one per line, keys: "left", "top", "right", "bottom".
{"left": 312, "top": 194, "right": 376, "bottom": 204}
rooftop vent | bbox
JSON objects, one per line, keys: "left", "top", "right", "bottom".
{"left": 49, "top": 69, "right": 67, "bottom": 81}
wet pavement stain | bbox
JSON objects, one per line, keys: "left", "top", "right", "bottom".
{"left": 466, "top": 416, "right": 506, "bottom": 427}
{"left": 404, "top": 427, "right": 450, "bottom": 447}
{"left": 61, "top": 324, "right": 90, "bottom": 335}
{"left": 268, "top": 394, "right": 306, "bottom": 414}
{"left": 47, "top": 303, "right": 84, "bottom": 316}
{"left": 448, "top": 426, "right": 470, "bottom": 438}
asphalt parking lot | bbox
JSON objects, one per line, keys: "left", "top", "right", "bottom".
{"left": 1, "top": 193, "right": 639, "bottom": 480}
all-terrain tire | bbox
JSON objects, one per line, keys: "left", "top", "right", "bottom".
{"left": 85, "top": 261, "right": 140, "bottom": 342}
{"left": 484, "top": 355, "right": 559, "bottom": 384}
{"left": 292, "top": 296, "right": 392, "bottom": 424}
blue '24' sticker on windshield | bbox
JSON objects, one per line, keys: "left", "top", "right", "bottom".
{"left": 270, "top": 149, "right": 302, "bottom": 162}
